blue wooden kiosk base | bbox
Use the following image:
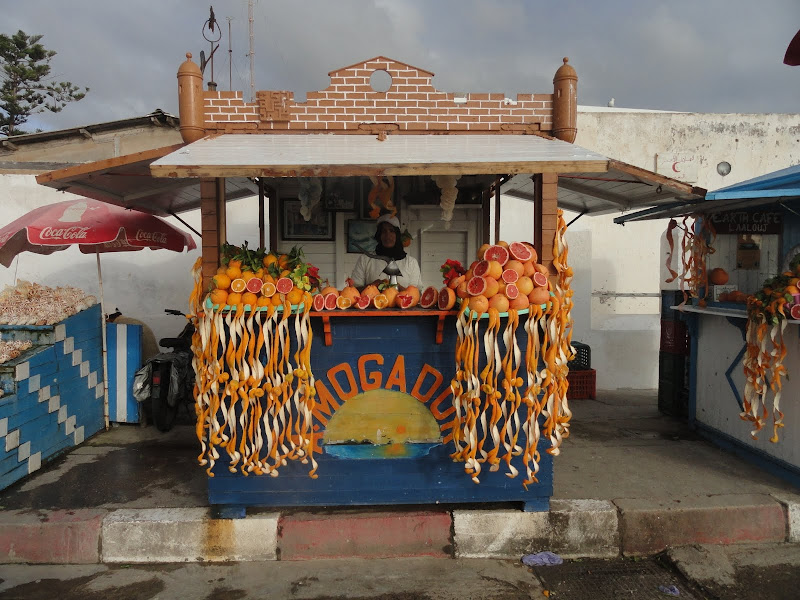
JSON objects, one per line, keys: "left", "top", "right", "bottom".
{"left": 207, "top": 310, "right": 554, "bottom": 517}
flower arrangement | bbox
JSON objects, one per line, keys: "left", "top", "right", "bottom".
{"left": 440, "top": 259, "right": 466, "bottom": 285}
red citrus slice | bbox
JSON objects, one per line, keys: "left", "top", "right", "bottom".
{"left": 312, "top": 293, "right": 326, "bottom": 311}
{"left": 419, "top": 286, "right": 439, "bottom": 308}
{"left": 791, "top": 304, "right": 800, "bottom": 319}
{"left": 508, "top": 241, "right": 533, "bottom": 262}
{"left": 324, "top": 292, "right": 339, "bottom": 310}
{"left": 472, "top": 260, "right": 491, "bottom": 277}
{"left": 484, "top": 244, "right": 509, "bottom": 266}
{"left": 276, "top": 277, "right": 294, "bottom": 294}
{"left": 504, "top": 282, "right": 519, "bottom": 300}
{"left": 532, "top": 272, "right": 549, "bottom": 288}
{"left": 501, "top": 269, "right": 519, "bottom": 283}
{"left": 438, "top": 287, "right": 456, "bottom": 310}
{"left": 355, "top": 295, "right": 371, "bottom": 309}
{"left": 245, "top": 277, "right": 263, "bottom": 294}
{"left": 467, "top": 276, "right": 487, "bottom": 296}
{"left": 397, "top": 294, "right": 415, "bottom": 309}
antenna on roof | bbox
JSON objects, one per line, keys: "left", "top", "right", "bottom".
{"left": 248, "top": 0, "right": 255, "bottom": 102}
{"left": 227, "top": 17, "right": 233, "bottom": 91}
{"left": 201, "top": 5, "right": 221, "bottom": 90}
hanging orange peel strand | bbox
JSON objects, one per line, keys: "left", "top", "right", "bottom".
{"left": 448, "top": 211, "right": 575, "bottom": 487}
{"left": 189, "top": 259, "right": 318, "bottom": 478}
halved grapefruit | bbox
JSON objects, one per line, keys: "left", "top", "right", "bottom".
{"left": 484, "top": 244, "right": 510, "bottom": 266}
{"left": 245, "top": 277, "right": 264, "bottom": 294}
{"left": 336, "top": 295, "right": 352, "bottom": 310}
{"left": 312, "top": 293, "right": 326, "bottom": 311}
{"left": 508, "top": 241, "right": 533, "bottom": 262}
{"left": 791, "top": 304, "right": 800, "bottom": 319}
{"left": 504, "top": 282, "right": 519, "bottom": 300}
{"left": 324, "top": 292, "right": 339, "bottom": 310}
{"left": 532, "top": 272, "right": 549, "bottom": 288}
{"left": 501, "top": 269, "right": 519, "bottom": 283}
{"left": 355, "top": 295, "right": 371, "bottom": 309}
{"left": 467, "top": 276, "right": 488, "bottom": 296}
{"left": 397, "top": 294, "right": 415, "bottom": 309}
{"left": 438, "top": 287, "right": 457, "bottom": 310}
{"left": 420, "top": 286, "right": 439, "bottom": 308}
{"left": 276, "top": 277, "right": 294, "bottom": 295}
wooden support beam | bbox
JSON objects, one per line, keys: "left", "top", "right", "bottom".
{"left": 534, "top": 173, "right": 559, "bottom": 273}
{"left": 200, "top": 178, "right": 223, "bottom": 291}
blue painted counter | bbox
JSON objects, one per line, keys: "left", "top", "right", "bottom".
{"left": 208, "top": 310, "right": 554, "bottom": 517}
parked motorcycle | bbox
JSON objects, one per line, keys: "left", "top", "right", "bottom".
{"left": 132, "top": 309, "right": 196, "bottom": 432}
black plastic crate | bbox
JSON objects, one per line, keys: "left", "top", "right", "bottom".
{"left": 568, "top": 342, "right": 591, "bottom": 370}
{"left": 660, "top": 319, "right": 690, "bottom": 355}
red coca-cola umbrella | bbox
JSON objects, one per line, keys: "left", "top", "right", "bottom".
{"left": 0, "top": 198, "right": 197, "bottom": 427}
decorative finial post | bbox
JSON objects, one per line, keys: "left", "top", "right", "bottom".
{"left": 552, "top": 57, "right": 577, "bottom": 143}
{"left": 177, "top": 52, "right": 205, "bottom": 143}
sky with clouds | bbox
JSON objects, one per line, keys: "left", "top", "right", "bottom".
{"left": 2, "top": 0, "right": 799, "bottom": 133}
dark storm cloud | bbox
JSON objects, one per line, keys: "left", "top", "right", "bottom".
{"left": 2, "top": 0, "right": 799, "bottom": 133}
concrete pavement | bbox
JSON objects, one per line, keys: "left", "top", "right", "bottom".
{"left": 0, "top": 389, "right": 798, "bottom": 564}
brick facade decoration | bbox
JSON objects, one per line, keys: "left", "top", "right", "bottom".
{"left": 202, "top": 56, "right": 554, "bottom": 135}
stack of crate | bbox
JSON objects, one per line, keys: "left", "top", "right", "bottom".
{"left": 567, "top": 341, "right": 595, "bottom": 399}
{"left": 658, "top": 291, "right": 690, "bottom": 418}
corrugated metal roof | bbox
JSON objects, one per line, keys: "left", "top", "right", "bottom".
{"left": 149, "top": 133, "right": 609, "bottom": 178}
{"left": 502, "top": 158, "right": 705, "bottom": 216}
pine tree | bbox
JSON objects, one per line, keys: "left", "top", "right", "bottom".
{"left": 0, "top": 30, "right": 88, "bottom": 136}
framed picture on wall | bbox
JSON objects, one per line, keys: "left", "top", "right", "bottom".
{"left": 281, "top": 198, "right": 335, "bottom": 241}
{"left": 346, "top": 219, "right": 378, "bottom": 254}
{"left": 322, "top": 178, "right": 357, "bottom": 212}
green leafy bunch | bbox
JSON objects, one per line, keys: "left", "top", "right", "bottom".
{"left": 220, "top": 241, "right": 265, "bottom": 272}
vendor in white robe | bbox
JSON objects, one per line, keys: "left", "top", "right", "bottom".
{"left": 349, "top": 214, "right": 422, "bottom": 289}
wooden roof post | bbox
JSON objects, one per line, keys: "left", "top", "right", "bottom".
{"left": 533, "top": 173, "right": 559, "bottom": 274}
{"left": 200, "top": 178, "right": 225, "bottom": 290}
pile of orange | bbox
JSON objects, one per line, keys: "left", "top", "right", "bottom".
{"left": 206, "top": 255, "right": 309, "bottom": 309}
{"left": 449, "top": 240, "right": 552, "bottom": 314}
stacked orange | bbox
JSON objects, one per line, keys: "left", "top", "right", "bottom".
{"left": 206, "top": 253, "right": 310, "bottom": 310}
{"left": 453, "top": 241, "right": 552, "bottom": 314}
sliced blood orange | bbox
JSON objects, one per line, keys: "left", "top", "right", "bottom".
{"left": 504, "top": 282, "right": 519, "bottom": 300}
{"left": 472, "top": 260, "right": 491, "bottom": 277}
{"left": 336, "top": 295, "right": 352, "bottom": 310}
{"left": 484, "top": 244, "right": 509, "bottom": 266}
{"left": 324, "top": 292, "right": 339, "bottom": 310}
{"left": 419, "top": 286, "right": 439, "bottom": 308}
{"left": 312, "top": 293, "right": 326, "bottom": 311}
{"left": 355, "top": 295, "right": 371, "bottom": 309}
{"left": 532, "top": 272, "right": 549, "bottom": 288}
{"left": 438, "top": 287, "right": 457, "bottom": 310}
{"left": 791, "top": 304, "right": 800, "bottom": 319}
{"left": 508, "top": 241, "right": 533, "bottom": 262}
{"left": 501, "top": 269, "right": 519, "bottom": 283}
{"left": 397, "top": 294, "right": 415, "bottom": 309}
{"left": 245, "top": 277, "right": 264, "bottom": 294}
{"left": 373, "top": 293, "right": 389, "bottom": 309}
{"left": 230, "top": 278, "right": 247, "bottom": 293}
{"left": 467, "top": 276, "right": 487, "bottom": 296}
{"left": 276, "top": 277, "right": 294, "bottom": 295}
{"left": 260, "top": 281, "right": 277, "bottom": 297}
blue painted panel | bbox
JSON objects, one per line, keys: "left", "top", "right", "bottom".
{"left": 106, "top": 321, "right": 142, "bottom": 424}
{"left": 207, "top": 313, "right": 554, "bottom": 512}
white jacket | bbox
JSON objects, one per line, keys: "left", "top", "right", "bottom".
{"left": 350, "top": 254, "right": 422, "bottom": 289}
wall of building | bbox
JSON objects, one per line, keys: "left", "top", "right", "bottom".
{"left": 498, "top": 110, "right": 800, "bottom": 390}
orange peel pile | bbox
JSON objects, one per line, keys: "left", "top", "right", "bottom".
{"left": 448, "top": 211, "right": 574, "bottom": 487}
{"left": 189, "top": 258, "right": 318, "bottom": 478}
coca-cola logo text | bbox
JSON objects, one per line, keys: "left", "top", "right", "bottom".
{"left": 135, "top": 230, "right": 168, "bottom": 244}
{"left": 39, "top": 226, "right": 90, "bottom": 240}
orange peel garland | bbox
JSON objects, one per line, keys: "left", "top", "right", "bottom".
{"left": 189, "top": 261, "right": 317, "bottom": 478}
{"left": 743, "top": 290, "right": 789, "bottom": 443}
{"left": 448, "top": 211, "right": 575, "bottom": 486}
{"left": 666, "top": 215, "right": 716, "bottom": 306}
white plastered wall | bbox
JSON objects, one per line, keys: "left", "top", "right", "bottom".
{"left": 500, "top": 110, "right": 800, "bottom": 390}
